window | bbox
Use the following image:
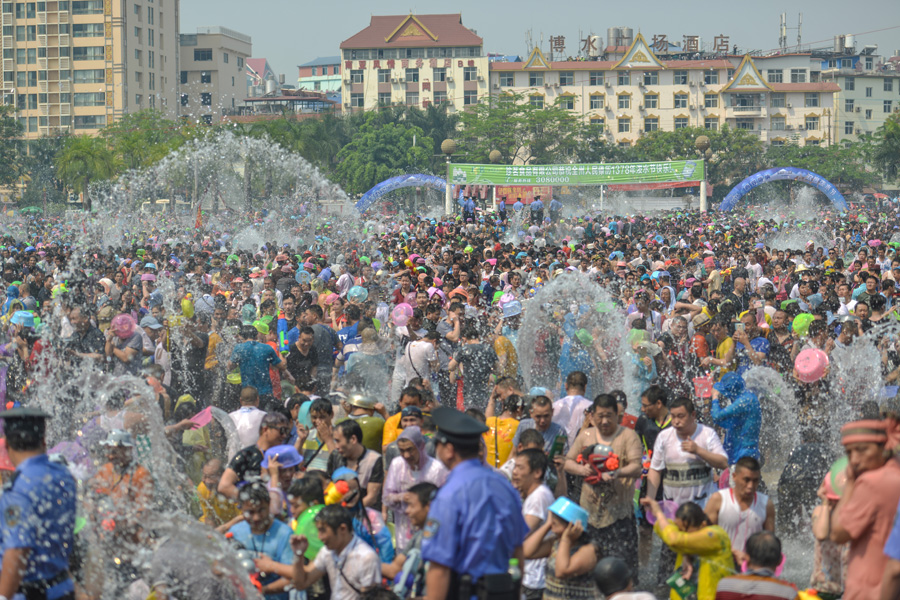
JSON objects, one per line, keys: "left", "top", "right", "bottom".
{"left": 433, "top": 91, "right": 447, "bottom": 104}
{"left": 27, "top": 116, "right": 36, "bottom": 132}
{"left": 618, "top": 118, "right": 631, "bottom": 133}
{"left": 433, "top": 68, "right": 446, "bottom": 82}
{"left": 499, "top": 72, "right": 513, "bottom": 87}
{"left": 73, "top": 23, "right": 103, "bottom": 37}
{"left": 767, "top": 69, "right": 783, "bottom": 83}
{"left": 735, "top": 118, "right": 754, "bottom": 130}
{"left": 147, "top": 6, "right": 152, "bottom": 24}
{"left": 405, "top": 92, "right": 418, "bottom": 106}
{"left": 463, "top": 66, "right": 477, "bottom": 81}
{"left": 25, "top": 2, "right": 33, "bottom": 17}
{"left": 644, "top": 93, "right": 658, "bottom": 109}
{"left": 866, "top": 109, "right": 873, "bottom": 119}
{"left": 377, "top": 69, "right": 390, "bottom": 83}
{"left": 866, "top": 57, "right": 873, "bottom": 70}
{"left": 644, "top": 117, "right": 658, "bottom": 132}
{"left": 673, "top": 70, "right": 688, "bottom": 85}
{"left": 845, "top": 121, "right": 854, "bottom": 134}
{"left": 559, "top": 95, "right": 574, "bottom": 109}
{"left": 73, "top": 46, "right": 104, "bottom": 60}
{"left": 845, "top": 99, "right": 854, "bottom": 112}
{"left": 134, "top": 71, "right": 141, "bottom": 86}
{"left": 842, "top": 58, "right": 852, "bottom": 68}
{"left": 321, "top": 67, "right": 327, "bottom": 75}
{"left": 865, "top": 87, "right": 873, "bottom": 98}
{"left": 133, "top": 3, "right": 140, "bottom": 17}
{"left": 405, "top": 68, "right": 419, "bottom": 82}
{"left": 529, "top": 72, "right": 543, "bottom": 86}
{"left": 237, "top": 57, "right": 243, "bottom": 69}
{"left": 589, "top": 71, "right": 603, "bottom": 86}
{"left": 200, "top": 115, "right": 212, "bottom": 125}
{"left": 14, "top": 2, "right": 23, "bottom": 17}
{"left": 529, "top": 94, "right": 543, "bottom": 108}
{"left": 803, "top": 92, "right": 819, "bottom": 107}
{"left": 350, "top": 92, "right": 363, "bottom": 107}
{"left": 590, "top": 94, "right": 604, "bottom": 109}
{"left": 617, "top": 72, "right": 629, "bottom": 86}
{"left": 377, "top": 92, "right": 391, "bottom": 105}
{"left": 15, "top": 73, "right": 24, "bottom": 87}
{"left": 559, "top": 71, "right": 574, "bottom": 86}
{"left": 704, "top": 70, "right": 718, "bottom": 85}
{"left": 806, "top": 139, "right": 820, "bottom": 146}
{"left": 15, "top": 49, "right": 24, "bottom": 64}
{"left": 74, "top": 114, "right": 105, "bottom": 129}
{"left": 73, "top": 69, "right": 104, "bottom": 83}
{"left": 674, "top": 93, "right": 688, "bottom": 109}
{"left": 771, "top": 116, "right": 785, "bottom": 130}
{"left": 770, "top": 140, "right": 785, "bottom": 147}
{"left": 200, "top": 71, "right": 210, "bottom": 84}
{"left": 464, "top": 90, "right": 477, "bottom": 105}
{"left": 73, "top": 91, "right": 104, "bottom": 106}
{"left": 589, "top": 116, "right": 604, "bottom": 131}
{"left": 134, "top": 26, "right": 141, "bottom": 42}
{"left": 805, "top": 116, "right": 819, "bottom": 130}
{"left": 704, "top": 93, "right": 718, "bottom": 108}
{"left": 223, "top": 52, "right": 228, "bottom": 64}
{"left": 705, "top": 117, "right": 719, "bottom": 130}
{"left": 350, "top": 69, "right": 363, "bottom": 84}
{"left": 643, "top": 71, "right": 657, "bottom": 85}
{"left": 770, "top": 93, "right": 785, "bottom": 108}
{"left": 790, "top": 69, "right": 806, "bottom": 83}
{"left": 886, "top": 79, "right": 894, "bottom": 93}
{"left": 199, "top": 92, "right": 211, "bottom": 106}
{"left": 845, "top": 77, "right": 854, "bottom": 91}
{"left": 71, "top": 0, "right": 101, "bottom": 14}
{"left": 26, "top": 93, "right": 36, "bottom": 109}
{"left": 15, "top": 26, "right": 23, "bottom": 41}
{"left": 148, "top": 72, "right": 154, "bottom": 90}
{"left": 618, "top": 94, "right": 630, "bottom": 109}
{"left": 147, "top": 29, "right": 153, "bottom": 46}
{"left": 886, "top": 100, "right": 894, "bottom": 113}
{"left": 180, "top": 93, "right": 188, "bottom": 106}
{"left": 193, "top": 49, "right": 212, "bottom": 61}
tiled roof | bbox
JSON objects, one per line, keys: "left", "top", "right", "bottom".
{"left": 340, "top": 14, "right": 483, "bottom": 49}
{"left": 298, "top": 56, "right": 341, "bottom": 68}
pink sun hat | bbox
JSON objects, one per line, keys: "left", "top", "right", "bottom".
{"left": 795, "top": 348, "right": 829, "bottom": 383}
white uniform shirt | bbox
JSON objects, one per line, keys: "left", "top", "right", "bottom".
{"left": 650, "top": 424, "right": 726, "bottom": 507}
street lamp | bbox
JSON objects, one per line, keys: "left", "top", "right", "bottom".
{"left": 441, "top": 138, "right": 457, "bottom": 215}
{"left": 695, "top": 135, "right": 710, "bottom": 213}
{"left": 489, "top": 150, "right": 501, "bottom": 210}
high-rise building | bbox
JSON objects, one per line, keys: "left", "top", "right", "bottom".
{"left": 0, "top": 0, "right": 179, "bottom": 138}
{"left": 179, "top": 26, "right": 251, "bottom": 124}
{"left": 339, "top": 13, "right": 488, "bottom": 112}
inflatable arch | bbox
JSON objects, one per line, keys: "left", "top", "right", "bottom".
{"left": 355, "top": 174, "right": 447, "bottom": 213}
{"left": 718, "top": 167, "right": 847, "bottom": 212}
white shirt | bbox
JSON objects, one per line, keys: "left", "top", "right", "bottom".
{"left": 312, "top": 534, "right": 381, "bottom": 600}
{"left": 746, "top": 262, "right": 763, "bottom": 290}
{"left": 229, "top": 406, "right": 266, "bottom": 448}
{"left": 396, "top": 339, "right": 436, "bottom": 385}
{"left": 649, "top": 424, "right": 726, "bottom": 507}
{"left": 552, "top": 394, "right": 592, "bottom": 445}
{"left": 522, "top": 484, "right": 555, "bottom": 590}
{"left": 715, "top": 488, "right": 769, "bottom": 554}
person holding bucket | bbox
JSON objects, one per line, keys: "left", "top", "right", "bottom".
{"left": 523, "top": 497, "right": 602, "bottom": 600}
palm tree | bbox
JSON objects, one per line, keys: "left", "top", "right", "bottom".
{"left": 55, "top": 135, "right": 118, "bottom": 211}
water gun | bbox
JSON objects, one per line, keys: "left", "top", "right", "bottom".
{"left": 276, "top": 310, "right": 288, "bottom": 353}
{"left": 797, "top": 590, "right": 820, "bottom": 600}
{"left": 641, "top": 450, "right": 652, "bottom": 477}
{"left": 576, "top": 443, "right": 620, "bottom": 485}
{"left": 324, "top": 480, "right": 350, "bottom": 505}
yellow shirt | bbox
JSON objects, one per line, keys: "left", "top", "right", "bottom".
{"left": 715, "top": 336, "right": 736, "bottom": 378}
{"left": 493, "top": 336, "right": 519, "bottom": 380}
{"left": 197, "top": 481, "right": 241, "bottom": 527}
{"left": 655, "top": 522, "right": 733, "bottom": 600}
{"left": 205, "top": 331, "right": 223, "bottom": 370}
{"left": 382, "top": 412, "right": 402, "bottom": 449}
{"left": 483, "top": 417, "right": 519, "bottom": 469}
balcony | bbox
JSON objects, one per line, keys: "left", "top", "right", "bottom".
{"left": 40, "top": 104, "right": 49, "bottom": 115}
{"left": 2, "top": 59, "right": 11, "bottom": 71}
{"left": 58, "top": 34, "right": 68, "bottom": 45}
{"left": 38, "top": 57, "right": 47, "bottom": 69}
{"left": 58, "top": 80, "right": 69, "bottom": 92}
{"left": 58, "top": 12, "right": 67, "bottom": 22}
{"left": 60, "top": 104, "right": 70, "bottom": 115}
{"left": 59, "top": 56, "right": 69, "bottom": 69}
{"left": 39, "top": 81, "right": 48, "bottom": 93}
{"left": 38, "top": 12, "right": 46, "bottom": 24}
{"left": 726, "top": 105, "right": 766, "bottom": 117}
{"left": 37, "top": 35, "right": 47, "bottom": 46}
{"left": 2, "top": 36, "right": 12, "bottom": 49}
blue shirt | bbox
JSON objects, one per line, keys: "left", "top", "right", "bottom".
{"left": 337, "top": 322, "right": 360, "bottom": 347}
{"left": 512, "top": 419, "right": 567, "bottom": 454}
{"left": 549, "top": 199, "right": 563, "bottom": 212}
{"left": 513, "top": 201, "right": 524, "bottom": 212}
{"left": 231, "top": 340, "right": 282, "bottom": 395}
{"left": 531, "top": 200, "right": 544, "bottom": 211}
{"left": 711, "top": 391, "right": 761, "bottom": 463}
{"left": 228, "top": 519, "right": 294, "bottom": 600}
{"left": 421, "top": 459, "right": 527, "bottom": 584}
{"left": 885, "top": 496, "right": 900, "bottom": 560}
{"left": 0, "top": 454, "right": 76, "bottom": 595}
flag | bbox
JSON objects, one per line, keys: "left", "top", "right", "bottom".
{"left": 195, "top": 203, "right": 202, "bottom": 229}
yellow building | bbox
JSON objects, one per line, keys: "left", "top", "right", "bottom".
{"left": 489, "top": 34, "right": 838, "bottom": 147}
{"left": 1, "top": 0, "right": 179, "bottom": 138}
{"left": 339, "top": 13, "right": 489, "bottom": 113}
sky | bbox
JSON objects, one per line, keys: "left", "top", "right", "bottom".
{"left": 181, "top": 0, "right": 900, "bottom": 80}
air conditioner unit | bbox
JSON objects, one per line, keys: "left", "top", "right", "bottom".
{"left": 639, "top": 82, "right": 646, "bottom": 88}
{"left": 553, "top": 82, "right": 560, "bottom": 88}
{"left": 399, "top": 77, "right": 406, "bottom": 83}
{"left": 604, "top": 81, "right": 611, "bottom": 87}
{"left": 391, "top": 77, "right": 399, "bottom": 83}
{"left": 446, "top": 76, "right": 454, "bottom": 82}
{"left": 690, "top": 104, "right": 697, "bottom": 110}
{"left": 544, "top": 82, "right": 551, "bottom": 88}
{"left": 492, "top": 82, "right": 499, "bottom": 89}
{"left": 700, "top": 81, "right": 707, "bottom": 86}
{"left": 343, "top": 78, "right": 350, "bottom": 84}
{"left": 855, "top": 128, "right": 861, "bottom": 134}
{"left": 785, "top": 124, "right": 793, "bottom": 129}
{"left": 787, "top": 103, "right": 792, "bottom": 108}
{"left": 639, "top": 104, "right": 645, "bottom": 110}
{"left": 343, "top": 102, "right": 350, "bottom": 108}
{"left": 689, "top": 81, "right": 697, "bottom": 87}
{"left": 855, "top": 106, "right": 860, "bottom": 112}
{"left": 476, "top": 75, "right": 484, "bottom": 81}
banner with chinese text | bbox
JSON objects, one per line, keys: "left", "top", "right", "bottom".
{"left": 449, "top": 160, "right": 704, "bottom": 187}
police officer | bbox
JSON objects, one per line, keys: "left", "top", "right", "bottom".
{"left": 0, "top": 407, "right": 77, "bottom": 600}
{"left": 549, "top": 197, "right": 563, "bottom": 224}
{"left": 497, "top": 197, "right": 508, "bottom": 222}
{"left": 462, "top": 197, "right": 476, "bottom": 223}
{"left": 421, "top": 407, "right": 527, "bottom": 600}
{"left": 530, "top": 196, "right": 544, "bottom": 225}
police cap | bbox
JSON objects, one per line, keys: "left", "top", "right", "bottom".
{"left": 432, "top": 406, "right": 488, "bottom": 448}
{"left": 0, "top": 406, "right": 51, "bottom": 420}
{"left": 0, "top": 406, "right": 51, "bottom": 440}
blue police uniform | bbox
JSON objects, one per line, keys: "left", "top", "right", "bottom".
{"left": 462, "top": 198, "right": 476, "bottom": 222}
{"left": 0, "top": 454, "right": 77, "bottom": 599}
{"left": 530, "top": 199, "right": 544, "bottom": 225}
{"left": 421, "top": 459, "right": 527, "bottom": 597}
{"left": 512, "top": 200, "right": 524, "bottom": 213}
{"left": 549, "top": 198, "right": 563, "bottom": 223}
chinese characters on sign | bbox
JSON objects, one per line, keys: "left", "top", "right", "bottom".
{"left": 649, "top": 33, "right": 730, "bottom": 54}
{"left": 683, "top": 35, "right": 700, "bottom": 52}
{"left": 550, "top": 35, "right": 566, "bottom": 56}
{"left": 713, "top": 34, "right": 730, "bottom": 53}
{"left": 652, "top": 34, "right": 668, "bottom": 53}
{"left": 580, "top": 36, "right": 597, "bottom": 55}
{"left": 450, "top": 161, "right": 704, "bottom": 187}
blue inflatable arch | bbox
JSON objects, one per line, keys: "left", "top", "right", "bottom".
{"left": 355, "top": 174, "right": 447, "bottom": 213}
{"left": 718, "top": 167, "right": 847, "bottom": 212}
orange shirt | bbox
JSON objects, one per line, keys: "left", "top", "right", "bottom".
{"left": 382, "top": 412, "right": 402, "bottom": 449}
{"left": 92, "top": 462, "right": 152, "bottom": 509}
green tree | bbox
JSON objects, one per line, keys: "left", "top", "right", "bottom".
{"left": 101, "top": 109, "right": 188, "bottom": 170}
{"left": 21, "top": 136, "right": 67, "bottom": 209}
{"left": 458, "top": 92, "right": 581, "bottom": 164}
{"left": 869, "top": 112, "right": 900, "bottom": 182}
{"left": 764, "top": 142, "right": 874, "bottom": 189}
{"left": 331, "top": 113, "right": 433, "bottom": 195}
{"left": 55, "top": 135, "right": 118, "bottom": 211}
{"left": 0, "top": 105, "right": 24, "bottom": 187}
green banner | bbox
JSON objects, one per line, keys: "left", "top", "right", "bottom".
{"left": 448, "top": 159, "right": 704, "bottom": 186}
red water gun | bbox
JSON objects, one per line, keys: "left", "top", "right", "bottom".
{"left": 576, "top": 443, "right": 620, "bottom": 485}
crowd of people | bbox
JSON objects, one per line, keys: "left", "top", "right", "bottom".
{"left": 1, "top": 196, "right": 900, "bottom": 600}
